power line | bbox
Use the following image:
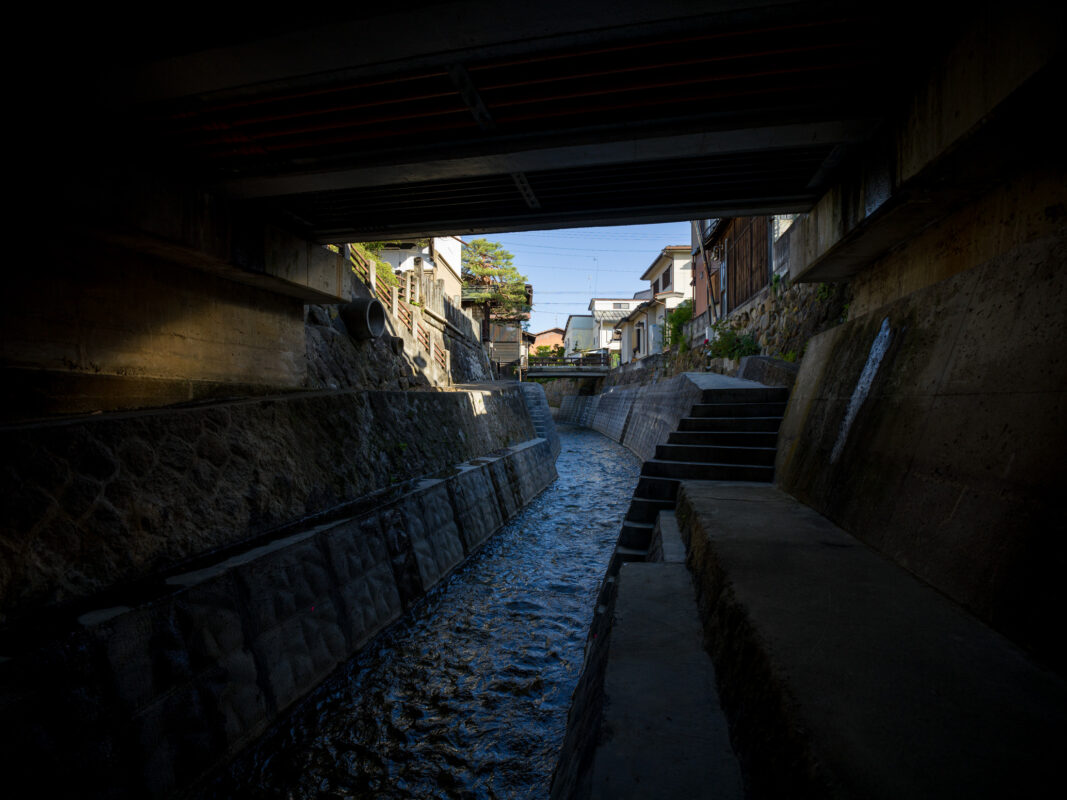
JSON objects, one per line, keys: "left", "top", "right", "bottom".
{"left": 502, "top": 230, "right": 686, "bottom": 241}
{"left": 502, "top": 242, "right": 681, "bottom": 253}
{"left": 512, "top": 263, "right": 652, "bottom": 273}
{"left": 535, "top": 290, "right": 637, "bottom": 295}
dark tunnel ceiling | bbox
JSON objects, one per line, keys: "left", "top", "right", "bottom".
{"left": 82, "top": 2, "right": 939, "bottom": 240}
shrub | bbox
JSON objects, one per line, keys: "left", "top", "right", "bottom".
{"left": 707, "top": 320, "right": 761, "bottom": 359}
{"left": 666, "top": 300, "right": 694, "bottom": 352}
{"left": 351, "top": 242, "right": 399, "bottom": 288}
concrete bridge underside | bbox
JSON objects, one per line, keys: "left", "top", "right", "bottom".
{"left": 12, "top": 0, "right": 1061, "bottom": 422}
{"left": 47, "top": 1, "right": 960, "bottom": 242}
{"left": 4, "top": 4, "right": 1065, "bottom": 797}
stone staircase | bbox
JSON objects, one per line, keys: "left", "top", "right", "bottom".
{"left": 551, "top": 383, "right": 790, "bottom": 798}
{"left": 615, "top": 386, "right": 789, "bottom": 565}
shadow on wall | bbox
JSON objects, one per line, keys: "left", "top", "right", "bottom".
{"left": 1, "top": 437, "right": 558, "bottom": 799}
{"left": 0, "top": 386, "right": 536, "bottom": 629}
{"left": 2, "top": 240, "right": 308, "bottom": 420}
{"left": 775, "top": 234, "right": 1067, "bottom": 671}
{"left": 306, "top": 270, "right": 491, "bottom": 390}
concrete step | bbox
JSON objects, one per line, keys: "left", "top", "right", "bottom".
{"left": 641, "top": 459, "right": 774, "bottom": 482}
{"left": 667, "top": 430, "right": 779, "bottom": 448}
{"left": 625, "top": 496, "right": 675, "bottom": 524}
{"left": 620, "top": 520, "right": 654, "bottom": 549}
{"left": 678, "top": 416, "right": 782, "bottom": 433}
{"left": 701, "top": 387, "right": 790, "bottom": 404}
{"left": 677, "top": 483, "right": 1067, "bottom": 799}
{"left": 615, "top": 545, "right": 649, "bottom": 562}
{"left": 609, "top": 544, "right": 650, "bottom": 575}
{"left": 633, "top": 476, "right": 681, "bottom": 501}
{"left": 588, "top": 562, "right": 743, "bottom": 799}
{"left": 648, "top": 510, "right": 686, "bottom": 563}
{"left": 690, "top": 402, "right": 787, "bottom": 418}
{"left": 655, "top": 443, "right": 777, "bottom": 466}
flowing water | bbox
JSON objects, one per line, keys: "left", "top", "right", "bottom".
{"left": 207, "top": 424, "right": 639, "bottom": 799}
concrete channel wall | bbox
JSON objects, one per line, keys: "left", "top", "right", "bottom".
{"left": 1, "top": 420, "right": 558, "bottom": 797}
{"left": 0, "top": 386, "right": 563, "bottom": 797}
{"left": 556, "top": 374, "right": 704, "bottom": 460}
{"left": 775, "top": 168, "right": 1067, "bottom": 671}
{"left": 0, "top": 382, "right": 560, "bottom": 798}
{"left": 0, "top": 386, "right": 535, "bottom": 625}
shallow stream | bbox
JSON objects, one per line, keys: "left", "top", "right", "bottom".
{"left": 207, "top": 424, "right": 638, "bottom": 799}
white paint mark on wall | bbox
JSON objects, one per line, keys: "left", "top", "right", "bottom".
{"left": 831, "top": 317, "right": 892, "bottom": 463}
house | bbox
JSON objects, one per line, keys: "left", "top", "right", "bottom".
{"left": 378, "top": 236, "right": 466, "bottom": 306}
{"left": 587, "top": 298, "right": 637, "bottom": 354}
{"left": 616, "top": 246, "right": 693, "bottom": 364}
{"left": 616, "top": 297, "right": 656, "bottom": 364}
{"left": 531, "top": 327, "right": 565, "bottom": 356}
{"left": 563, "top": 315, "right": 596, "bottom": 357}
{"left": 690, "top": 216, "right": 798, "bottom": 342}
{"left": 461, "top": 280, "right": 533, "bottom": 377}
{"left": 641, "top": 245, "right": 693, "bottom": 305}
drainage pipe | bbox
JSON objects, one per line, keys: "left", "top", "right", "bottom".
{"left": 341, "top": 298, "right": 386, "bottom": 339}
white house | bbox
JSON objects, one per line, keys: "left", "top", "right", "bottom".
{"left": 616, "top": 246, "right": 693, "bottom": 365}
{"left": 379, "top": 236, "right": 465, "bottom": 306}
{"left": 563, "top": 315, "right": 596, "bottom": 356}
{"left": 587, "top": 298, "right": 637, "bottom": 353}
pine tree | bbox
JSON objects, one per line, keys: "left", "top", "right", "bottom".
{"left": 462, "top": 239, "right": 530, "bottom": 320}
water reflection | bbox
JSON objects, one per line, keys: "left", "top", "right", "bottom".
{"left": 208, "top": 425, "right": 639, "bottom": 799}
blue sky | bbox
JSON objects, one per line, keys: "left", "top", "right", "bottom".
{"left": 483, "top": 222, "right": 691, "bottom": 334}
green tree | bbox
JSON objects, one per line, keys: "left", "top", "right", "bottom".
{"left": 462, "top": 238, "right": 530, "bottom": 320}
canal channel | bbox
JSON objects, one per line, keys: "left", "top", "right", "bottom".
{"left": 206, "top": 424, "right": 640, "bottom": 799}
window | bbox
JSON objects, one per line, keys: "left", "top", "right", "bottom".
{"left": 663, "top": 264, "right": 672, "bottom": 289}
{"left": 635, "top": 327, "right": 642, "bottom": 353}
{"left": 651, "top": 278, "right": 659, "bottom": 294}
{"left": 613, "top": 302, "right": 628, "bottom": 309}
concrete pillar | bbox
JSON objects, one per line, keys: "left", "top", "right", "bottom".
{"left": 411, "top": 306, "right": 419, "bottom": 340}
{"left": 391, "top": 286, "right": 398, "bottom": 317}
{"left": 368, "top": 252, "right": 377, "bottom": 293}
{"left": 445, "top": 346, "right": 452, "bottom": 385}
{"left": 405, "top": 272, "right": 412, "bottom": 302}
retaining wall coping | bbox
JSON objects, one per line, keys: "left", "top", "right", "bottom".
{"left": 676, "top": 480, "right": 1067, "bottom": 799}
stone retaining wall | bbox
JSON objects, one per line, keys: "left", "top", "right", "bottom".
{"left": 0, "top": 386, "right": 534, "bottom": 625}
{"left": 304, "top": 272, "right": 492, "bottom": 391}
{"left": 2, "top": 438, "right": 557, "bottom": 799}
{"left": 557, "top": 375, "right": 704, "bottom": 461}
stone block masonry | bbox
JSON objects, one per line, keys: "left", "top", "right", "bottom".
{"left": 557, "top": 373, "right": 707, "bottom": 461}
{"left": 0, "top": 437, "right": 557, "bottom": 799}
{"left": 0, "top": 386, "right": 535, "bottom": 627}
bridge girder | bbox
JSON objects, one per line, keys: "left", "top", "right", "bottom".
{"left": 52, "top": 1, "right": 943, "bottom": 241}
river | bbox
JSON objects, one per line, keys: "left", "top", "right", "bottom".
{"left": 206, "top": 424, "right": 639, "bottom": 799}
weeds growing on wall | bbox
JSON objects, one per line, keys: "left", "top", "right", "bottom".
{"left": 707, "top": 320, "right": 761, "bottom": 359}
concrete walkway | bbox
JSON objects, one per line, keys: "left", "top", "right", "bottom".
{"left": 679, "top": 371, "right": 770, "bottom": 391}
{"left": 676, "top": 481, "right": 1067, "bottom": 799}
{"left": 589, "top": 513, "right": 742, "bottom": 799}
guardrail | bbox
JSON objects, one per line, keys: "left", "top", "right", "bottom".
{"left": 528, "top": 353, "right": 609, "bottom": 367}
